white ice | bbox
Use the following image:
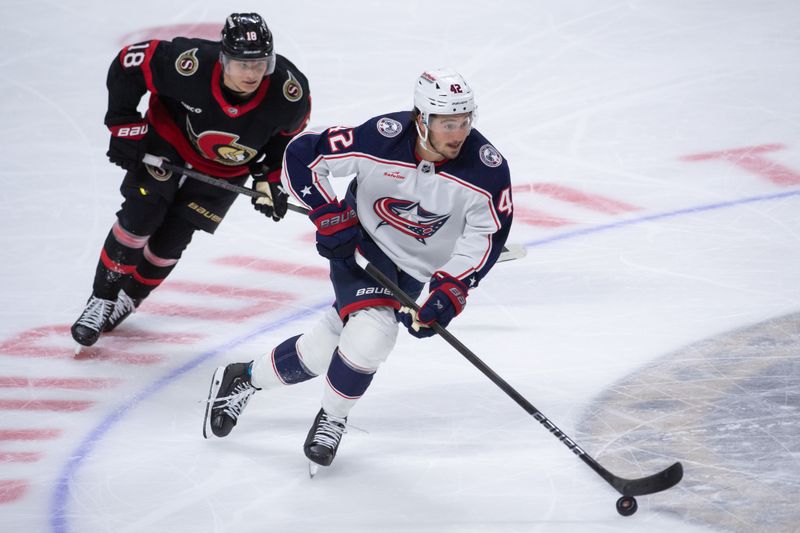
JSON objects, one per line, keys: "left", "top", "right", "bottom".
{"left": 1, "top": 1, "right": 799, "bottom": 532}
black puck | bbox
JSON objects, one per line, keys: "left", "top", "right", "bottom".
{"left": 616, "top": 495, "right": 638, "bottom": 516}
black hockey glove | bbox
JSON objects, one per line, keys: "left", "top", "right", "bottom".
{"left": 250, "top": 165, "right": 289, "bottom": 222}
{"left": 106, "top": 120, "right": 148, "bottom": 170}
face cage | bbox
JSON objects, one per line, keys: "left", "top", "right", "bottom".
{"left": 220, "top": 51, "right": 276, "bottom": 76}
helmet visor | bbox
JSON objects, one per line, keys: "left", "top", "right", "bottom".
{"left": 428, "top": 112, "right": 474, "bottom": 133}
{"left": 221, "top": 52, "right": 276, "bottom": 76}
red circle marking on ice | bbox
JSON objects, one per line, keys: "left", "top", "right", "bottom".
{"left": 118, "top": 24, "right": 221, "bottom": 46}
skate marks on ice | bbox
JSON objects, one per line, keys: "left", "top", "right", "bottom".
{"left": 580, "top": 313, "right": 800, "bottom": 532}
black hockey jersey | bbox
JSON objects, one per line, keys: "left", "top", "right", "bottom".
{"left": 106, "top": 37, "right": 311, "bottom": 178}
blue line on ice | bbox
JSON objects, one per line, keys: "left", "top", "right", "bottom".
{"left": 522, "top": 189, "right": 800, "bottom": 248}
{"left": 49, "top": 187, "right": 800, "bottom": 532}
{"left": 49, "top": 303, "right": 330, "bottom": 533}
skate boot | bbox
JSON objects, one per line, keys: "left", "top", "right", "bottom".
{"left": 71, "top": 295, "right": 115, "bottom": 347}
{"left": 203, "top": 362, "right": 259, "bottom": 438}
{"left": 304, "top": 408, "right": 347, "bottom": 469}
{"left": 103, "top": 290, "right": 140, "bottom": 332}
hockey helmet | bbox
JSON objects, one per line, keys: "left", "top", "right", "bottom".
{"left": 413, "top": 68, "right": 476, "bottom": 127}
{"left": 221, "top": 13, "right": 276, "bottom": 73}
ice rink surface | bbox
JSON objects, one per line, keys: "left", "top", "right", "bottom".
{"left": 1, "top": 1, "right": 799, "bottom": 532}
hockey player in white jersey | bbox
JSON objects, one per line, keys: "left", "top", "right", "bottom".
{"left": 203, "top": 68, "right": 514, "bottom": 471}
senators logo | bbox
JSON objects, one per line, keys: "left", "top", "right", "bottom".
{"left": 283, "top": 71, "right": 303, "bottom": 102}
{"left": 186, "top": 117, "right": 257, "bottom": 165}
{"left": 373, "top": 197, "right": 450, "bottom": 244}
{"left": 145, "top": 158, "right": 172, "bottom": 182}
{"left": 175, "top": 48, "right": 199, "bottom": 76}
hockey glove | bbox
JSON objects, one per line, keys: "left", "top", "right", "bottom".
{"left": 250, "top": 165, "right": 289, "bottom": 222}
{"left": 308, "top": 200, "right": 360, "bottom": 261}
{"left": 401, "top": 272, "right": 469, "bottom": 338}
{"left": 107, "top": 119, "right": 148, "bottom": 170}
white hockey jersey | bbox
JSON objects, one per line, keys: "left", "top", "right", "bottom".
{"left": 281, "top": 111, "right": 513, "bottom": 286}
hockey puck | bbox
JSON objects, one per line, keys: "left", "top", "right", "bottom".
{"left": 616, "top": 495, "right": 638, "bottom": 516}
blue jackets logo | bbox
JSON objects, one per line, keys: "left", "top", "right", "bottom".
{"left": 373, "top": 197, "right": 450, "bottom": 243}
{"left": 377, "top": 117, "right": 402, "bottom": 138}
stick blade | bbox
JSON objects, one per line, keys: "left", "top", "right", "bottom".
{"left": 612, "top": 461, "right": 683, "bottom": 496}
{"left": 497, "top": 243, "right": 527, "bottom": 263}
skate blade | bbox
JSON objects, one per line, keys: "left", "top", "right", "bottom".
{"left": 202, "top": 367, "right": 225, "bottom": 439}
{"left": 73, "top": 343, "right": 83, "bottom": 356}
{"left": 308, "top": 462, "right": 321, "bottom": 479}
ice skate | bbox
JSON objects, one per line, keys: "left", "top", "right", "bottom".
{"left": 304, "top": 408, "right": 347, "bottom": 475}
{"left": 203, "top": 362, "right": 258, "bottom": 438}
{"left": 71, "top": 295, "right": 115, "bottom": 350}
{"left": 103, "top": 290, "right": 140, "bottom": 332}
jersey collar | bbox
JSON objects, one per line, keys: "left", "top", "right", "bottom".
{"left": 212, "top": 62, "right": 271, "bottom": 118}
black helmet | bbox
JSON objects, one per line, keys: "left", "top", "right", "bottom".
{"left": 221, "top": 13, "right": 274, "bottom": 60}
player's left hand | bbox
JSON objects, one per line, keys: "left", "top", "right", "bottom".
{"left": 250, "top": 165, "right": 289, "bottom": 222}
{"left": 401, "top": 272, "right": 468, "bottom": 338}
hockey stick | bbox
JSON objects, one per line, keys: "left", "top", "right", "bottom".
{"left": 353, "top": 252, "right": 683, "bottom": 501}
{"left": 141, "top": 154, "right": 308, "bottom": 215}
{"left": 142, "top": 154, "right": 527, "bottom": 262}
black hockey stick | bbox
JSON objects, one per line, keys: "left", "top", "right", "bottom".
{"left": 141, "top": 154, "right": 308, "bottom": 215}
{"left": 141, "top": 154, "right": 526, "bottom": 263}
{"left": 353, "top": 252, "right": 683, "bottom": 499}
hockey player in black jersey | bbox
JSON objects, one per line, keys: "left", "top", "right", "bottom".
{"left": 71, "top": 13, "right": 311, "bottom": 349}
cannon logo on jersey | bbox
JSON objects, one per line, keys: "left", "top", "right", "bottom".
{"left": 377, "top": 117, "right": 402, "bottom": 138}
{"left": 175, "top": 48, "right": 199, "bottom": 76}
{"left": 145, "top": 159, "right": 172, "bottom": 182}
{"left": 283, "top": 71, "right": 303, "bottom": 103}
{"left": 373, "top": 198, "right": 450, "bottom": 244}
{"left": 479, "top": 144, "right": 503, "bottom": 168}
{"left": 186, "top": 117, "right": 257, "bottom": 165}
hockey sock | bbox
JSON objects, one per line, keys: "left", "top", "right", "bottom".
{"left": 93, "top": 221, "right": 148, "bottom": 299}
{"left": 268, "top": 334, "right": 317, "bottom": 385}
{"left": 322, "top": 348, "right": 376, "bottom": 419}
{"left": 122, "top": 243, "right": 179, "bottom": 300}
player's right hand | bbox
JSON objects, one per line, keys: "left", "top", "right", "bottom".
{"left": 106, "top": 120, "right": 148, "bottom": 170}
{"left": 250, "top": 164, "right": 289, "bottom": 222}
{"left": 308, "top": 200, "right": 360, "bottom": 261}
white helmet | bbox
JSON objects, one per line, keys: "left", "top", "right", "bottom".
{"left": 413, "top": 68, "right": 476, "bottom": 126}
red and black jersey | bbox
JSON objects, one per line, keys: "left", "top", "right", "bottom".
{"left": 106, "top": 37, "right": 311, "bottom": 179}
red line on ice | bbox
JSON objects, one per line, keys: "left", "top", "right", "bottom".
{"left": 0, "top": 377, "right": 121, "bottom": 390}
{"left": 0, "top": 480, "right": 27, "bottom": 504}
{"left": 514, "top": 207, "right": 574, "bottom": 227}
{"left": 0, "top": 399, "right": 94, "bottom": 412}
{"left": 0, "top": 429, "right": 62, "bottom": 441}
{"left": 682, "top": 143, "right": 800, "bottom": 186}
{"left": 151, "top": 280, "right": 297, "bottom": 321}
{"left": 0, "top": 452, "right": 42, "bottom": 463}
{"left": 213, "top": 256, "right": 329, "bottom": 279}
{"left": 513, "top": 183, "right": 639, "bottom": 214}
